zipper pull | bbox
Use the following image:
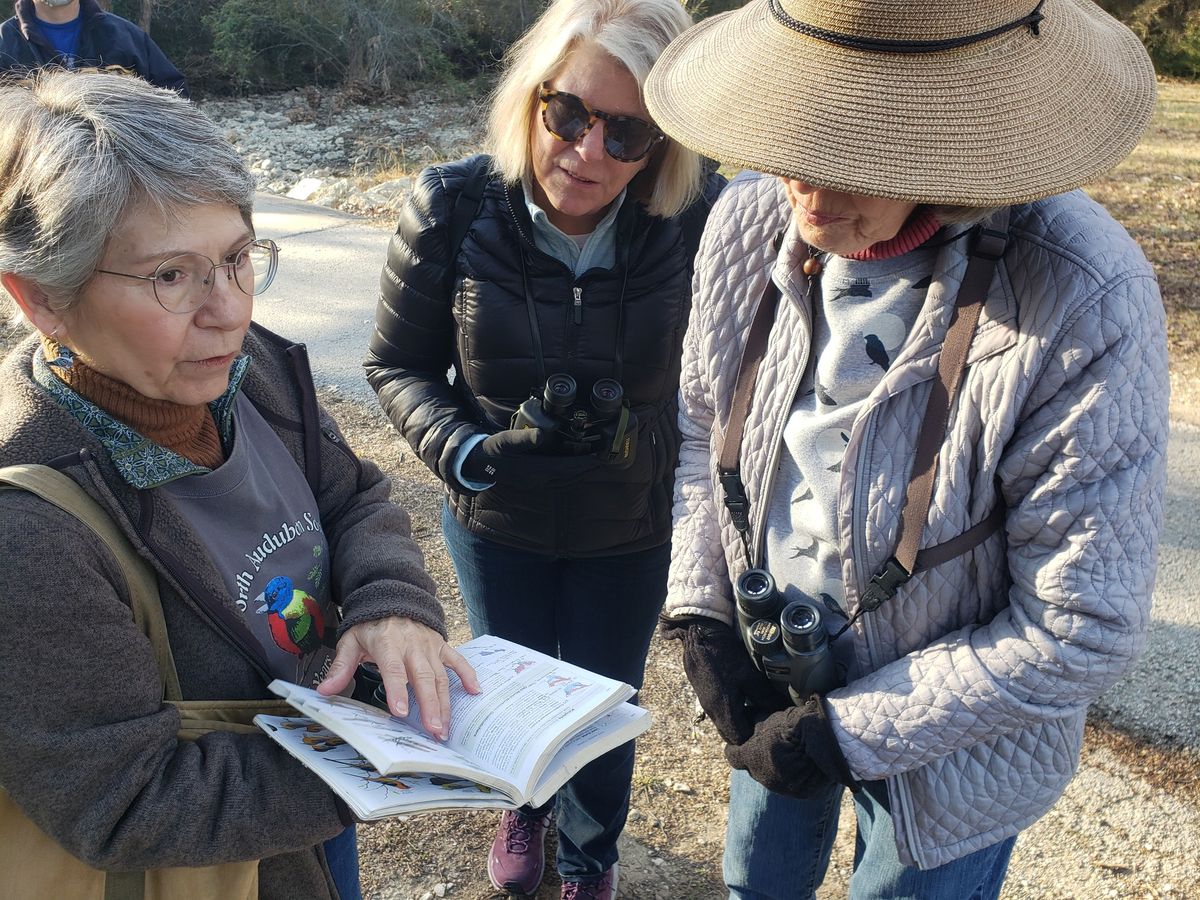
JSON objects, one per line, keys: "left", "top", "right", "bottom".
{"left": 573, "top": 286, "right": 583, "bottom": 324}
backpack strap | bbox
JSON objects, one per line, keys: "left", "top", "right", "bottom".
{"left": 443, "top": 158, "right": 490, "bottom": 298}
{"left": 717, "top": 213, "right": 1011, "bottom": 614}
{"left": 0, "top": 464, "right": 183, "bottom": 701}
{"left": 860, "top": 212, "right": 1011, "bottom": 610}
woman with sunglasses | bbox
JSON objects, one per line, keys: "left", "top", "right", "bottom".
{"left": 0, "top": 70, "right": 477, "bottom": 900}
{"left": 365, "top": 0, "right": 723, "bottom": 895}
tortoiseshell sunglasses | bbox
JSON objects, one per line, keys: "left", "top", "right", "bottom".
{"left": 538, "top": 83, "right": 665, "bottom": 163}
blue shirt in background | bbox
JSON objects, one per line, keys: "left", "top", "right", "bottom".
{"left": 37, "top": 16, "right": 82, "bottom": 64}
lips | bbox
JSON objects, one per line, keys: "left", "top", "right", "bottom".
{"left": 801, "top": 208, "right": 847, "bottom": 227}
{"left": 192, "top": 351, "right": 238, "bottom": 367}
{"left": 560, "top": 166, "right": 599, "bottom": 187}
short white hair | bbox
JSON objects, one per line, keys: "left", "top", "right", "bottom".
{"left": 0, "top": 69, "right": 255, "bottom": 316}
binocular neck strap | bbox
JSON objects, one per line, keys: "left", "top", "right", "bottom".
{"left": 518, "top": 249, "right": 548, "bottom": 390}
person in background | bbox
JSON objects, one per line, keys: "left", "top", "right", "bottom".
{"left": 0, "top": 0, "right": 187, "bottom": 95}
{"left": 646, "top": 0, "right": 1167, "bottom": 896}
{"left": 364, "top": 0, "right": 724, "bottom": 895}
{"left": 0, "top": 69, "right": 475, "bottom": 900}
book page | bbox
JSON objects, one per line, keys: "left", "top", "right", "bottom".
{"left": 271, "top": 635, "right": 634, "bottom": 799}
{"left": 268, "top": 683, "right": 521, "bottom": 793}
{"left": 394, "top": 635, "right": 635, "bottom": 796}
{"left": 256, "top": 716, "right": 516, "bottom": 819}
{"left": 526, "top": 702, "right": 651, "bottom": 809}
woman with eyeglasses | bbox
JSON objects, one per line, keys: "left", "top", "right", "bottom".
{"left": 365, "top": 0, "right": 723, "bottom": 895}
{"left": 0, "top": 70, "right": 477, "bottom": 900}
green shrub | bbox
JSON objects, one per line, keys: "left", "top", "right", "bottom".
{"left": 203, "top": 0, "right": 456, "bottom": 92}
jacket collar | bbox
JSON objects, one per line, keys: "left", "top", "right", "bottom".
{"left": 16, "top": 0, "right": 103, "bottom": 39}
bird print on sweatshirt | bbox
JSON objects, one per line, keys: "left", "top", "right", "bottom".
{"left": 259, "top": 574, "right": 330, "bottom": 657}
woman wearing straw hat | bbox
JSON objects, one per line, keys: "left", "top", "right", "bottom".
{"left": 648, "top": 0, "right": 1167, "bottom": 896}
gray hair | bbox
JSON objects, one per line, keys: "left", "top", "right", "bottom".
{"left": 929, "top": 204, "right": 1006, "bottom": 227}
{"left": 0, "top": 69, "right": 255, "bottom": 317}
{"left": 486, "top": 0, "right": 703, "bottom": 219}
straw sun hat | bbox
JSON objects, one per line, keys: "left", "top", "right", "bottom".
{"left": 644, "top": 0, "right": 1157, "bottom": 205}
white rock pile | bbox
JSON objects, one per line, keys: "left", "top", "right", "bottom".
{"left": 199, "top": 88, "right": 484, "bottom": 220}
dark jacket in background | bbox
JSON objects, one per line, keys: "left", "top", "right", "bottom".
{"left": 0, "top": 324, "right": 445, "bottom": 899}
{"left": 0, "top": 0, "right": 188, "bottom": 96}
{"left": 365, "top": 154, "right": 724, "bottom": 557}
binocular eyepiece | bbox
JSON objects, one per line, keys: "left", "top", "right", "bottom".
{"left": 734, "top": 567, "right": 840, "bottom": 703}
{"left": 541, "top": 373, "right": 625, "bottom": 419}
{"left": 512, "top": 373, "right": 637, "bottom": 467}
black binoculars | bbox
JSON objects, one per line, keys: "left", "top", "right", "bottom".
{"left": 511, "top": 373, "right": 637, "bottom": 467}
{"left": 734, "top": 568, "right": 840, "bottom": 703}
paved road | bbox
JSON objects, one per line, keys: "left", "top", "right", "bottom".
{"left": 252, "top": 192, "right": 1200, "bottom": 751}
{"left": 253, "top": 193, "right": 391, "bottom": 400}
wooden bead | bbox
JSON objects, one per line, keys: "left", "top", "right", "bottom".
{"left": 803, "top": 256, "right": 823, "bottom": 277}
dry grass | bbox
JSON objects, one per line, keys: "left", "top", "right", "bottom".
{"left": 1086, "top": 78, "right": 1200, "bottom": 420}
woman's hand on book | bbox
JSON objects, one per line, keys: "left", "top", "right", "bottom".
{"left": 317, "top": 617, "right": 481, "bottom": 740}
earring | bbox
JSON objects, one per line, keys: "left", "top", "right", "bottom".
{"left": 46, "top": 340, "right": 74, "bottom": 369}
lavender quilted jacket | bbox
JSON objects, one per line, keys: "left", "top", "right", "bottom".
{"left": 666, "top": 173, "right": 1168, "bottom": 868}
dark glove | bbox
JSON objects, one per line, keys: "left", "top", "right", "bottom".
{"left": 460, "top": 428, "right": 600, "bottom": 489}
{"left": 661, "top": 615, "right": 789, "bottom": 745}
{"left": 723, "top": 695, "right": 859, "bottom": 798}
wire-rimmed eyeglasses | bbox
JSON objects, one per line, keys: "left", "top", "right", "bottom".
{"left": 94, "top": 238, "right": 280, "bottom": 314}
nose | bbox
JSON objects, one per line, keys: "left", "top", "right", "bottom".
{"left": 784, "top": 178, "right": 819, "bottom": 194}
{"left": 196, "top": 262, "right": 251, "bottom": 328}
{"left": 575, "top": 120, "right": 607, "bottom": 161}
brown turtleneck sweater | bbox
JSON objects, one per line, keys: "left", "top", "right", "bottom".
{"left": 42, "top": 336, "right": 225, "bottom": 469}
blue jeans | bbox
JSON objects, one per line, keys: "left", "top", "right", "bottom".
{"left": 323, "top": 825, "right": 361, "bottom": 900}
{"left": 442, "top": 503, "right": 669, "bottom": 880}
{"left": 724, "top": 769, "right": 1016, "bottom": 900}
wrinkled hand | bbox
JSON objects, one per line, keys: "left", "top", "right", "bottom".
{"left": 723, "top": 695, "right": 858, "bottom": 798}
{"left": 661, "top": 615, "right": 789, "bottom": 745}
{"left": 461, "top": 427, "right": 601, "bottom": 489}
{"left": 318, "top": 617, "right": 480, "bottom": 741}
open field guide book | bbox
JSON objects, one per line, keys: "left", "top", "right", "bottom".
{"left": 255, "top": 635, "right": 650, "bottom": 819}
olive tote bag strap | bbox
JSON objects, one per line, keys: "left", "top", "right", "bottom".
{"left": 0, "top": 464, "right": 182, "bottom": 700}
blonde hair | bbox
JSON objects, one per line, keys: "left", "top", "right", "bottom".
{"left": 486, "top": 0, "right": 702, "bottom": 219}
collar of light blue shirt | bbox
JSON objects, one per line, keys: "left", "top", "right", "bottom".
{"left": 522, "top": 180, "right": 627, "bottom": 275}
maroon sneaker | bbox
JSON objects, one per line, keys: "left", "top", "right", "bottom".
{"left": 560, "top": 864, "right": 619, "bottom": 900}
{"left": 487, "top": 808, "right": 552, "bottom": 896}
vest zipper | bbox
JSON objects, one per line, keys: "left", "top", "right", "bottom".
{"left": 573, "top": 286, "right": 583, "bottom": 324}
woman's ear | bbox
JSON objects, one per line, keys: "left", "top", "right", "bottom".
{"left": 0, "top": 273, "right": 66, "bottom": 338}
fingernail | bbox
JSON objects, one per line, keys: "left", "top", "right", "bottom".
{"left": 430, "top": 718, "right": 443, "bottom": 731}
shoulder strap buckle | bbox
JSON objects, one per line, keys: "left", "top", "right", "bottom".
{"left": 859, "top": 557, "right": 911, "bottom": 612}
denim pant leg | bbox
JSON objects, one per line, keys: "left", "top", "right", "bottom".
{"left": 441, "top": 504, "right": 668, "bottom": 879}
{"left": 724, "top": 768, "right": 843, "bottom": 900}
{"left": 441, "top": 502, "right": 561, "bottom": 652}
{"left": 552, "top": 542, "right": 670, "bottom": 880}
{"left": 322, "top": 825, "right": 361, "bottom": 900}
{"left": 848, "top": 780, "right": 1017, "bottom": 900}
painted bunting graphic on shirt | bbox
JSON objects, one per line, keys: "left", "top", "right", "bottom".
{"left": 260, "top": 575, "right": 330, "bottom": 657}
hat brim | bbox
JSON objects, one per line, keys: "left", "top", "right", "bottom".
{"left": 645, "top": 0, "right": 1157, "bottom": 205}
